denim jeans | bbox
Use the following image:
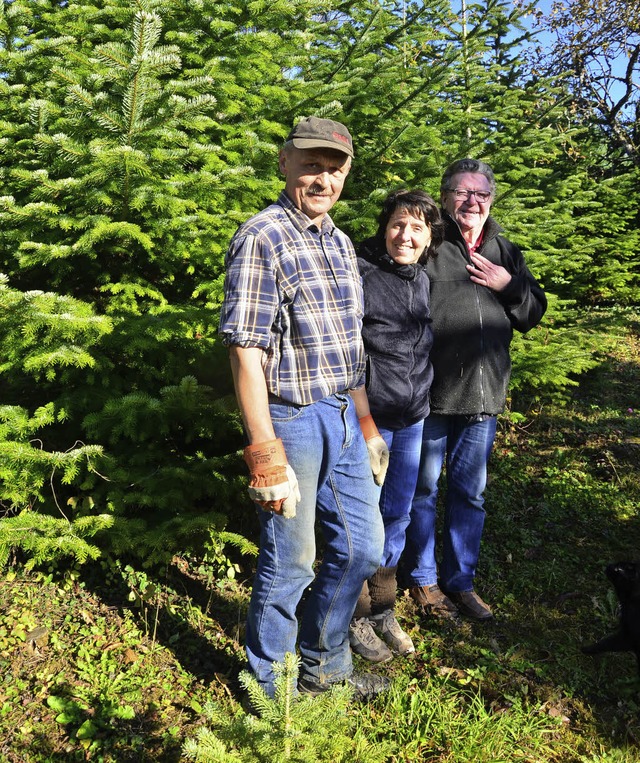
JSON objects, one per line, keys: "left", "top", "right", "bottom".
{"left": 405, "top": 413, "right": 497, "bottom": 593}
{"left": 378, "top": 421, "right": 424, "bottom": 568}
{"left": 245, "top": 393, "right": 384, "bottom": 696}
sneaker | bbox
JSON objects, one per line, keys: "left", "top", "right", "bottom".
{"left": 371, "top": 609, "right": 415, "bottom": 655}
{"left": 446, "top": 590, "right": 493, "bottom": 621}
{"left": 410, "top": 584, "right": 459, "bottom": 620}
{"left": 349, "top": 617, "right": 393, "bottom": 663}
{"left": 298, "top": 671, "right": 391, "bottom": 700}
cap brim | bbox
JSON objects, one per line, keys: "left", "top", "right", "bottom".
{"left": 291, "top": 137, "right": 354, "bottom": 158}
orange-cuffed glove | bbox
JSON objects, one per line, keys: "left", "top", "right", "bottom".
{"left": 358, "top": 414, "right": 389, "bottom": 487}
{"left": 243, "top": 438, "right": 301, "bottom": 519}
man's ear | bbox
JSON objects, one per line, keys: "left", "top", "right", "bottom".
{"left": 278, "top": 150, "right": 287, "bottom": 176}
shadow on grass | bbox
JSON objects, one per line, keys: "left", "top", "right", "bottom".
{"left": 61, "top": 308, "right": 640, "bottom": 760}
{"left": 81, "top": 554, "right": 251, "bottom": 687}
{"left": 448, "top": 327, "right": 640, "bottom": 751}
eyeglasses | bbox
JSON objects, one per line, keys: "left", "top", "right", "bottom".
{"left": 447, "top": 188, "right": 492, "bottom": 203}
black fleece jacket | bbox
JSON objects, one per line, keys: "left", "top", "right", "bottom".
{"left": 357, "top": 236, "right": 434, "bottom": 430}
{"left": 427, "top": 213, "right": 547, "bottom": 415}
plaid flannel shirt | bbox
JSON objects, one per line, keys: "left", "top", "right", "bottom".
{"left": 219, "top": 192, "right": 365, "bottom": 406}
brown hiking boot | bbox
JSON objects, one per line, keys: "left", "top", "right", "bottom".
{"left": 410, "top": 584, "right": 459, "bottom": 620}
{"left": 446, "top": 590, "right": 493, "bottom": 621}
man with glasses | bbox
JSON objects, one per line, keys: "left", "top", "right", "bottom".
{"left": 405, "top": 158, "right": 547, "bottom": 621}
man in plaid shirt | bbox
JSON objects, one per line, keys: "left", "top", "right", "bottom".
{"left": 220, "top": 117, "right": 390, "bottom": 700}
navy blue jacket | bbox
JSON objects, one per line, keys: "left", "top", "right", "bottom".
{"left": 357, "top": 237, "right": 434, "bottom": 430}
{"left": 427, "top": 213, "right": 547, "bottom": 415}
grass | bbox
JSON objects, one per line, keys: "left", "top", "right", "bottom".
{"left": 1, "top": 307, "right": 639, "bottom": 762}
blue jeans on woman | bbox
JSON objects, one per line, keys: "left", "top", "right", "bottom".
{"left": 378, "top": 421, "right": 424, "bottom": 568}
{"left": 245, "top": 393, "right": 384, "bottom": 696}
{"left": 405, "top": 413, "right": 497, "bottom": 593}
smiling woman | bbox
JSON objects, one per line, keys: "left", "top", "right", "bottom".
{"left": 349, "top": 189, "right": 445, "bottom": 662}
{"left": 441, "top": 170, "right": 493, "bottom": 246}
{"left": 384, "top": 208, "right": 433, "bottom": 265}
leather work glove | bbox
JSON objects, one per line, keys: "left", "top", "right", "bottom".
{"left": 243, "top": 438, "right": 301, "bottom": 519}
{"left": 358, "top": 414, "right": 389, "bottom": 487}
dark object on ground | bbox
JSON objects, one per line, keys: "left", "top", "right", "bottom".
{"left": 445, "top": 589, "right": 494, "bottom": 621}
{"left": 582, "top": 561, "right": 640, "bottom": 674}
{"left": 298, "top": 671, "right": 391, "bottom": 699}
{"left": 410, "top": 584, "right": 459, "bottom": 620}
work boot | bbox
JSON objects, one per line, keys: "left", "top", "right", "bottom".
{"left": 298, "top": 671, "right": 391, "bottom": 700}
{"left": 446, "top": 590, "right": 493, "bottom": 621}
{"left": 410, "top": 584, "right": 459, "bottom": 620}
{"left": 349, "top": 617, "right": 393, "bottom": 663}
{"left": 371, "top": 609, "right": 415, "bottom": 655}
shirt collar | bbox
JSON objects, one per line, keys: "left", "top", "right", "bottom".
{"left": 278, "top": 191, "right": 336, "bottom": 235}
{"left": 468, "top": 229, "right": 484, "bottom": 255}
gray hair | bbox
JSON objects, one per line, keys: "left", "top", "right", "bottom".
{"left": 440, "top": 158, "right": 496, "bottom": 196}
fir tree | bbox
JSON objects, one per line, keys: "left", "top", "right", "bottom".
{"left": 1, "top": 0, "right": 636, "bottom": 569}
{"left": 0, "top": 0, "right": 338, "bottom": 564}
{"left": 0, "top": 276, "right": 113, "bottom": 563}
{"left": 182, "top": 652, "right": 393, "bottom": 762}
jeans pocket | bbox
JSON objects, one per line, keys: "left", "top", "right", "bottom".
{"left": 269, "top": 399, "right": 306, "bottom": 422}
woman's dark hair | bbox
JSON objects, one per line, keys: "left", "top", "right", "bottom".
{"left": 376, "top": 189, "right": 444, "bottom": 262}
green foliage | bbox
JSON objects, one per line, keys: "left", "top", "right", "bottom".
{"left": 0, "top": 7, "right": 222, "bottom": 304}
{"left": 201, "top": 528, "right": 258, "bottom": 581}
{"left": 0, "top": 275, "right": 112, "bottom": 384}
{"left": 510, "top": 297, "right": 601, "bottom": 401}
{"left": 0, "top": 0, "right": 292, "bottom": 565}
{"left": 0, "top": 278, "right": 112, "bottom": 543}
{"left": 0, "top": 564, "right": 207, "bottom": 759}
{"left": 182, "top": 652, "right": 393, "bottom": 762}
{"left": 533, "top": 0, "right": 640, "bottom": 170}
{"left": 0, "top": 274, "right": 113, "bottom": 411}
{"left": 355, "top": 677, "right": 566, "bottom": 762}
{"left": 2, "top": 314, "right": 640, "bottom": 760}
{"left": 0, "top": 419, "right": 104, "bottom": 510}
{"left": 0, "top": 0, "right": 638, "bottom": 571}
{"left": 0, "top": 510, "right": 113, "bottom": 570}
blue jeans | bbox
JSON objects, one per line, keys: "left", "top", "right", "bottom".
{"left": 405, "top": 414, "right": 497, "bottom": 593}
{"left": 378, "top": 421, "right": 424, "bottom": 568}
{"left": 245, "top": 393, "right": 384, "bottom": 696}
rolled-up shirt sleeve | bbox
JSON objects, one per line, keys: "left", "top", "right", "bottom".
{"left": 219, "top": 233, "right": 278, "bottom": 349}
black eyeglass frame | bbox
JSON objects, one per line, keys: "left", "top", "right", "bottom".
{"left": 446, "top": 188, "right": 492, "bottom": 202}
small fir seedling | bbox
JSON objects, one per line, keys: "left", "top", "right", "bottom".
{"left": 182, "top": 652, "right": 391, "bottom": 762}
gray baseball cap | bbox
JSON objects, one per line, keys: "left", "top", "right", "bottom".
{"left": 287, "top": 116, "right": 354, "bottom": 158}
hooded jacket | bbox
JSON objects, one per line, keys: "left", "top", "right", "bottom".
{"left": 357, "top": 236, "right": 434, "bottom": 430}
{"left": 426, "top": 213, "right": 547, "bottom": 416}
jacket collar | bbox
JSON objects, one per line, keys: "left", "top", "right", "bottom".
{"left": 442, "top": 211, "right": 503, "bottom": 247}
{"left": 358, "top": 236, "right": 421, "bottom": 280}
